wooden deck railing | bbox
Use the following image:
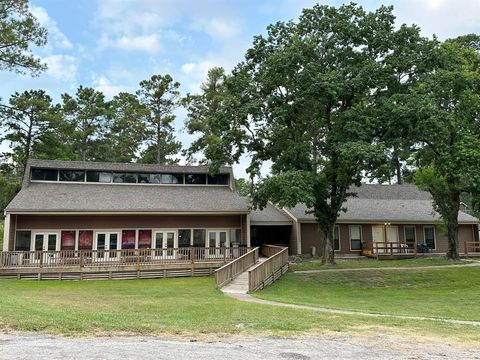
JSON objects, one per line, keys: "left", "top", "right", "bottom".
{"left": 0, "top": 247, "right": 250, "bottom": 269}
{"left": 465, "top": 241, "right": 480, "bottom": 255}
{"left": 214, "top": 247, "right": 259, "bottom": 288}
{"left": 372, "top": 242, "right": 416, "bottom": 256}
{"left": 248, "top": 245, "right": 289, "bottom": 292}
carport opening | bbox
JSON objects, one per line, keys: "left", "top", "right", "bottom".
{"left": 250, "top": 225, "right": 292, "bottom": 252}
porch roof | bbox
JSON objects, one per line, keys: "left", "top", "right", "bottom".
{"left": 250, "top": 203, "right": 293, "bottom": 224}
{"left": 287, "top": 184, "right": 479, "bottom": 224}
{"left": 6, "top": 182, "right": 249, "bottom": 214}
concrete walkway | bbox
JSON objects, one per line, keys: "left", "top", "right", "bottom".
{"left": 221, "top": 257, "right": 267, "bottom": 295}
{"left": 294, "top": 261, "right": 480, "bottom": 274}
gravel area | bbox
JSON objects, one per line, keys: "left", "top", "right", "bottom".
{"left": 0, "top": 332, "right": 479, "bottom": 360}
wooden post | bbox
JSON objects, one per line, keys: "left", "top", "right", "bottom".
{"left": 80, "top": 251, "right": 84, "bottom": 268}
{"left": 39, "top": 251, "right": 43, "bottom": 268}
{"left": 465, "top": 241, "right": 468, "bottom": 256}
{"left": 223, "top": 247, "right": 226, "bottom": 264}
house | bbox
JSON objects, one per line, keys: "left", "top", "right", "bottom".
{"left": 274, "top": 184, "right": 479, "bottom": 255}
{"left": 1, "top": 160, "right": 479, "bottom": 272}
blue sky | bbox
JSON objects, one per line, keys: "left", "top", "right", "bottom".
{"left": 1, "top": 0, "right": 479, "bottom": 177}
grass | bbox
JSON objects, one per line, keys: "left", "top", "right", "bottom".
{"left": 255, "top": 266, "right": 480, "bottom": 322}
{"left": 290, "top": 257, "right": 468, "bottom": 271}
{"left": 0, "top": 276, "right": 479, "bottom": 345}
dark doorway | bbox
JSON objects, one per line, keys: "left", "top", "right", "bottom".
{"left": 250, "top": 225, "right": 292, "bottom": 249}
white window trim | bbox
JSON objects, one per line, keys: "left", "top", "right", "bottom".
{"left": 403, "top": 225, "right": 417, "bottom": 244}
{"left": 423, "top": 225, "right": 436, "bottom": 250}
{"left": 349, "top": 225, "right": 362, "bottom": 251}
{"left": 152, "top": 229, "right": 178, "bottom": 249}
{"left": 31, "top": 231, "right": 61, "bottom": 251}
{"left": 207, "top": 229, "right": 230, "bottom": 248}
{"left": 93, "top": 230, "right": 121, "bottom": 251}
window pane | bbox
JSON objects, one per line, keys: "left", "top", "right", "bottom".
{"left": 138, "top": 173, "right": 161, "bottom": 184}
{"left": 138, "top": 230, "right": 152, "bottom": 248}
{"left": 185, "top": 174, "right": 207, "bottom": 184}
{"left": 48, "top": 234, "right": 57, "bottom": 251}
{"left": 166, "top": 233, "right": 174, "bottom": 248}
{"left": 193, "top": 229, "right": 205, "bottom": 247}
{"left": 35, "top": 234, "right": 43, "bottom": 251}
{"left": 109, "top": 233, "right": 118, "bottom": 251}
{"left": 86, "top": 171, "right": 112, "bottom": 183}
{"left": 351, "top": 239, "right": 362, "bottom": 250}
{"left": 79, "top": 230, "right": 93, "bottom": 250}
{"left": 161, "top": 174, "right": 173, "bottom": 184}
{"left": 172, "top": 174, "right": 183, "bottom": 184}
{"left": 405, "top": 226, "right": 416, "bottom": 242}
{"left": 31, "top": 168, "right": 58, "bottom": 181}
{"left": 61, "top": 231, "right": 75, "bottom": 250}
{"left": 113, "top": 172, "right": 137, "bottom": 183}
{"left": 178, "top": 229, "right": 191, "bottom": 247}
{"left": 424, "top": 227, "right": 435, "bottom": 249}
{"left": 59, "top": 170, "right": 85, "bottom": 182}
{"left": 220, "top": 232, "right": 227, "bottom": 247}
{"left": 15, "top": 231, "right": 31, "bottom": 251}
{"left": 97, "top": 234, "right": 106, "bottom": 250}
{"left": 155, "top": 233, "right": 163, "bottom": 249}
{"left": 334, "top": 226, "right": 340, "bottom": 251}
{"left": 207, "top": 174, "right": 229, "bottom": 185}
{"left": 350, "top": 226, "right": 361, "bottom": 240}
{"left": 122, "top": 230, "right": 135, "bottom": 249}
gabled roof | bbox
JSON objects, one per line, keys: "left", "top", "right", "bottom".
{"left": 6, "top": 182, "right": 249, "bottom": 213}
{"left": 250, "top": 203, "right": 293, "bottom": 224}
{"left": 287, "top": 184, "right": 479, "bottom": 224}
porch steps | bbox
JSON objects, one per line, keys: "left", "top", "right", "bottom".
{"left": 221, "top": 257, "right": 268, "bottom": 295}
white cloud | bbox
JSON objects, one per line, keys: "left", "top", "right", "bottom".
{"left": 92, "top": 76, "right": 128, "bottom": 98}
{"left": 193, "top": 18, "right": 241, "bottom": 39}
{"left": 30, "top": 6, "right": 73, "bottom": 50}
{"left": 180, "top": 60, "right": 221, "bottom": 92}
{"left": 43, "top": 55, "right": 78, "bottom": 81}
{"left": 116, "top": 34, "right": 162, "bottom": 53}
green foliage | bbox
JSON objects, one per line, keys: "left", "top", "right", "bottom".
{"left": 137, "top": 74, "right": 182, "bottom": 164}
{"left": 0, "top": 174, "right": 21, "bottom": 214}
{"left": 0, "top": 90, "right": 62, "bottom": 172}
{"left": 185, "top": 3, "right": 429, "bottom": 263}
{"left": 102, "top": 92, "right": 148, "bottom": 163}
{"left": 0, "top": 0, "right": 47, "bottom": 75}
{"left": 395, "top": 36, "right": 480, "bottom": 259}
{"left": 61, "top": 86, "right": 110, "bottom": 162}
{"left": 234, "top": 178, "right": 252, "bottom": 197}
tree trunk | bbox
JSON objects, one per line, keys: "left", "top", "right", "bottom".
{"left": 446, "top": 192, "right": 461, "bottom": 260}
{"left": 156, "top": 123, "right": 161, "bottom": 164}
{"left": 322, "top": 225, "right": 335, "bottom": 265}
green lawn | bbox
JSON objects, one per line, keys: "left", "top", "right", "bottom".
{"left": 255, "top": 266, "right": 480, "bottom": 322}
{"left": 0, "top": 276, "right": 479, "bottom": 345}
{"left": 291, "top": 257, "right": 467, "bottom": 271}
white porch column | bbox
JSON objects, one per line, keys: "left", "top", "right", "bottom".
{"left": 3, "top": 213, "right": 10, "bottom": 251}
{"left": 246, "top": 214, "right": 251, "bottom": 247}
{"left": 296, "top": 220, "right": 302, "bottom": 255}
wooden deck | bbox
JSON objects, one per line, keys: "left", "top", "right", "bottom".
{"left": 0, "top": 247, "right": 250, "bottom": 280}
{"left": 362, "top": 242, "right": 417, "bottom": 259}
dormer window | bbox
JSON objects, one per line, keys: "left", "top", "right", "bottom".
{"left": 31, "top": 168, "right": 58, "bottom": 181}
{"left": 59, "top": 170, "right": 85, "bottom": 182}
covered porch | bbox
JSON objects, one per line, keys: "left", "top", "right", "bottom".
{"left": 0, "top": 246, "right": 250, "bottom": 280}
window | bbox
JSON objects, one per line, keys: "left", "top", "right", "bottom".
{"left": 138, "top": 230, "right": 152, "bottom": 248}
{"left": 193, "top": 229, "right": 206, "bottom": 247}
{"left": 424, "top": 226, "right": 436, "bottom": 250}
{"left": 349, "top": 225, "right": 362, "bottom": 250}
{"left": 61, "top": 231, "right": 76, "bottom": 250}
{"left": 122, "top": 230, "right": 136, "bottom": 249}
{"left": 86, "top": 171, "right": 112, "bottom": 183}
{"left": 78, "top": 230, "right": 93, "bottom": 250}
{"left": 31, "top": 168, "right": 58, "bottom": 181}
{"left": 333, "top": 225, "right": 340, "bottom": 251}
{"left": 15, "top": 231, "right": 31, "bottom": 251}
{"left": 160, "top": 173, "right": 183, "bottom": 184}
{"left": 138, "top": 173, "right": 161, "bottom": 184}
{"left": 404, "top": 225, "right": 416, "bottom": 246}
{"left": 113, "top": 172, "right": 137, "bottom": 183}
{"left": 59, "top": 170, "right": 85, "bottom": 182}
{"left": 185, "top": 174, "right": 207, "bottom": 184}
{"left": 178, "top": 229, "right": 191, "bottom": 247}
{"left": 207, "top": 174, "right": 229, "bottom": 185}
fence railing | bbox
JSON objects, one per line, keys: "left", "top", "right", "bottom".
{"left": 0, "top": 247, "right": 250, "bottom": 269}
{"left": 465, "top": 241, "right": 480, "bottom": 255}
{"left": 372, "top": 242, "right": 417, "bottom": 256}
{"left": 248, "top": 245, "right": 289, "bottom": 292}
{"left": 214, "top": 247, "right": 259, "bottom": 288}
